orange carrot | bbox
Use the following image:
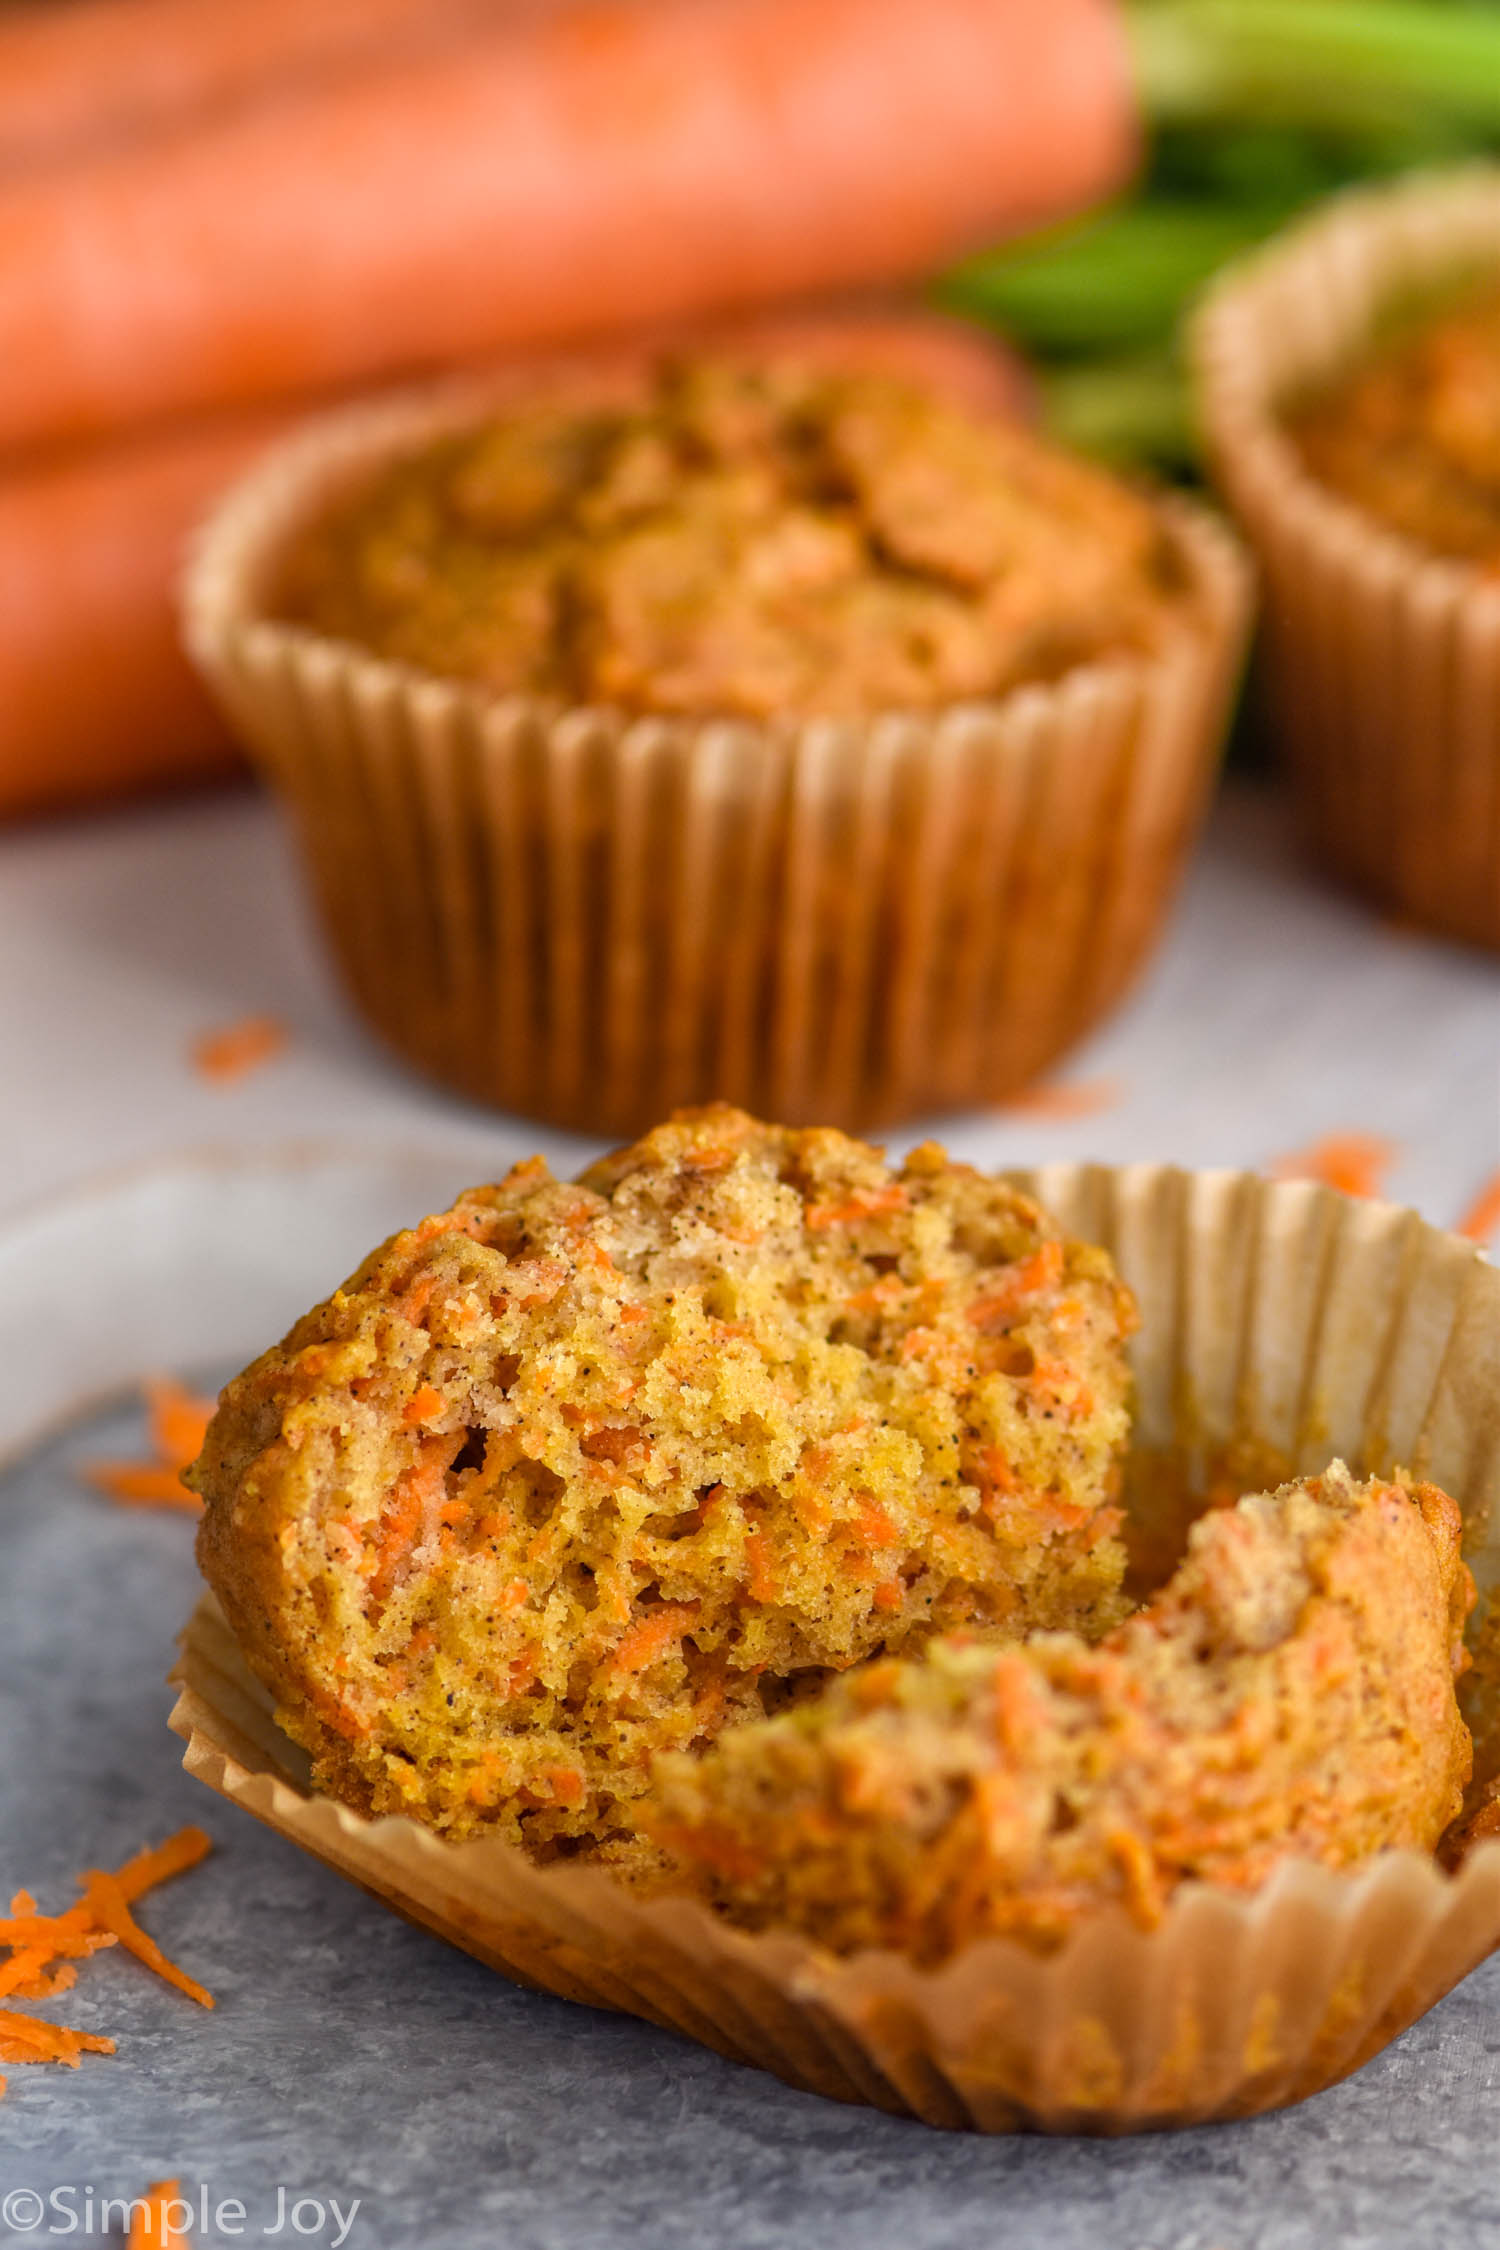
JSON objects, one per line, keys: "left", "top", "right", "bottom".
{"left": 144, "top": 1378, "right": 217, "bottom": 1473}
{"left": 403, "top": 1386, "right": 448, "bottom": 1428}
{"left": 129, "top": 2179, "right": 189, "bottom": 2250}
{"left": 0, "top": 303, "right": 1023, "bottom": 822}
{"left": 1271, "top": 1133, "right": 1396, "bottom": 1201}
{"left": 611, "top": 1604, "right": 696, "bottom": 1673}
{"left": 82, "top": 1376, "right": 214, "bottom": 1512}
{"left": 0, "top": 0, "right": 1132, "bottom": 452}
{"left": 697, "top": 303, "right": 1031, "bottom": 421}
{"left": 79, "top": 1872, "right": 213, "bottom": 2010}
{"left": 191, "top": 1014, "right": 287, "bottom": 1084}
{"left": 0, "top": 0, "right": 506, "bottom": 176}
{"left": 0, "top": 1829, "right": 212, "bottom": 2096}
{"left": 967, "top": 1240, "right": 1065, "bottom": 1328}
{"left": 805, "top": 1185, "right": 910, "bottom": 1231}
{"left": 0, "top": 407, "right": 286, "bottom": 819}
{"left": 1458, "top": 1170, "right": 1500, "bottom": 1245}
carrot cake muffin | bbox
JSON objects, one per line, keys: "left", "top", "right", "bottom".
{"left": 650, "top": 1462, "right": 1474, "bottom": 1956}
{"left": 1290, "top": 280, "right": 1500, "bottom": 568}
{"left": 273, "top": 359, "right": 1181, "bottom": 715}
{"left": 191, "top": 1107, "right": 1137, "bottom": 1858}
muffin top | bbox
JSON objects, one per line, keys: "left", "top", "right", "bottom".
{"left": 190, "top": 1106, "right": 1136, "bottom": 1860}
{"left": 1290, "top": 282, "right": 1500, "bottom": 569}
{"left": 274, "top": 360, "right": 1181, "bottom": 717}
{"left": 651, "top": 1463, "right": 1474, "bottom": 1957}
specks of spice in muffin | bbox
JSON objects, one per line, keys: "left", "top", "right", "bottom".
{"left": 649, "top": 1462, "right": 1474, "bottom": 1956}
{"left": 190, "top": 1106, "right": 1136, "bottom": 1861}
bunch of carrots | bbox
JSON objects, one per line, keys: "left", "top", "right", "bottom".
{"left": 20, "top": 0, "right": 1500, "bottom": 820}
{"left": 0, "top": 0, "right": 1134, "bottom": 823}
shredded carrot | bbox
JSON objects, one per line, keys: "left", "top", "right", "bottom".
{"left": 854, "top": 1499, "right": 900, "bottom": 1549}
{"left": 0, "top": 1829, "right": 212, "bottom": 2100}
{"left": 998, "top": 1076, "right": 1123, "bottom": 1121}
{"left": 145, "top": 1378, "right": 215, "bottom": 1470}
{"left": 410, "top": 1207, "right": 490, "bottom": 1248}
{"left": 0, "top": 2008, "right": 114, "bottom": 2066}
{"left": 743, "top": 1532, "right": 776, "bottom": 1600}
{"left": 81, "top": 1464, "right": 201, "bottom": 1508}
{"left": 1457, "top": 1170, "right": 1500, "bottom": 1244}
{"left": 967, "top": 1239, "right": 1064, "bottom": 1328}
{"left": 403, "top": 1384, "right": 446, "bottom": 1427}
{"left": 1270, "top": 1133, "right": 1396, "bottom": 1200}
{"left": 872, "top": 1578, "right": 904, "bottom": 1611}
{"left": 130, "top": 2180, "right": 190, "bottom": 2250}
{"left": 610, "top": 1604, "right": 696, "bottom": 1674}
{"left": 82, "top": 1375, "right": 214, "bottom": 1512}
{"left": 190, "top": 1012, "right": 287, "bottom": 1084}
{"left": 804, "top": 1184, "right": 909, "bottom": 1230}
{"left": 80, "top": 1873, "right": 213, "bottom": 2010}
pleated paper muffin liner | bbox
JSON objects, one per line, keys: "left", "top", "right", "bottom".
{"left": 170, "top": 1164, "right": 1500, "bottom": 2133}
{"left": 1193, "top": 165, "right": 1500, "bottom": 951}
{"left": 180, "top": 369, "right": 1250, "bottom": 1135}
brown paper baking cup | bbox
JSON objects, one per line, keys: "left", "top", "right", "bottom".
{"left": 181, "top": 373, "right": 1249, "bottom": 1135}
{"left": 1193, "top": 166, "right": 1500, "bottom": 950}
{"left": 170, "top": 1164, "right": 1500, "bottom": 2134}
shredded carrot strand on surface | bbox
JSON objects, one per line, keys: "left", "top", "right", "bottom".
{"left": 130, "top": 2180, "right": 190, "bottom": 2250}
{"left": 81, "top": 1464, "right": 202, "bottom": 1509}
{"left": 1270, "top": 1133, "right": 1397, "bottom": 1200}
{"left": 191, "top": 1012, "right": 287, "bottom": 1083}
{"left": 0, "top": 2009, "right": 114, "bottom": 2066}
{"left": 0, "top": 1829, "right": 213, "bottom": 2099}
{"left": 80, "top": 1874, "right": 214, "bottom": 2010}
{"left": 998, "top": 1076, "right": 1123, "bottom": 1121}
{"left": 1457, "top": 1170, "right": 1500, "bottom": 1244}
{"left": 82, "top": 1376, "right": 214, "bottom": 1512}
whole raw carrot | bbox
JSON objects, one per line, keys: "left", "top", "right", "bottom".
{"left": 0, "top": 304, "right": 1025, "bottom": 820}
{"left": 0, "top": 0, "right": 1132, "bottom": 452}
{"left": 0, "top": 408, "right": 286, "bottom": 819}
{"left": 0, "top": 0, "right": 505, "bottom": 174}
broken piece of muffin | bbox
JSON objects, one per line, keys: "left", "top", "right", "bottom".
{"left": 649, "top": 1462, "right": 1474, "bottom": 1955}
{"left": 191, "top": 1107, "right": 1136, "bottom": 1859}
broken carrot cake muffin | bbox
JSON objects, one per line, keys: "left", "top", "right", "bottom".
{"left": 191, "top": 1107, "right": 1136, "bottom": 1859}
{"left": 649, "top": 1462, "right": 1474, "bottom": 1956}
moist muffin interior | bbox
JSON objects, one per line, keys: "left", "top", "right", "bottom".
{"left": 650, "top": 1463, "right": 1475, "bottom": 1958}
{"left": 191, "top": 1107, "right": 1136, "bottom": 1862}
{"left": 273, "top": 359, "right": 1184, "bottom": 716}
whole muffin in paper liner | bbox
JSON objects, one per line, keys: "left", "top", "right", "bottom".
{"left": 1193, "top": 165, "right": 1500, "bottom": 951}
{"left": 182, "top": 351, "right": 1250, "bottom": 1133}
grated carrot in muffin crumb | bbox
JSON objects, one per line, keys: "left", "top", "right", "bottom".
{"left": 650, "top": 1465, "right": 1473, "bottom": 1958}
{"left": 193, "top": 1107, "right": 1138, "bottom": 1863}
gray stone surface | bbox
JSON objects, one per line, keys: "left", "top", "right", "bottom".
{"left": 3, "top": 1398, "right": 1500, "bottom": 2250}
